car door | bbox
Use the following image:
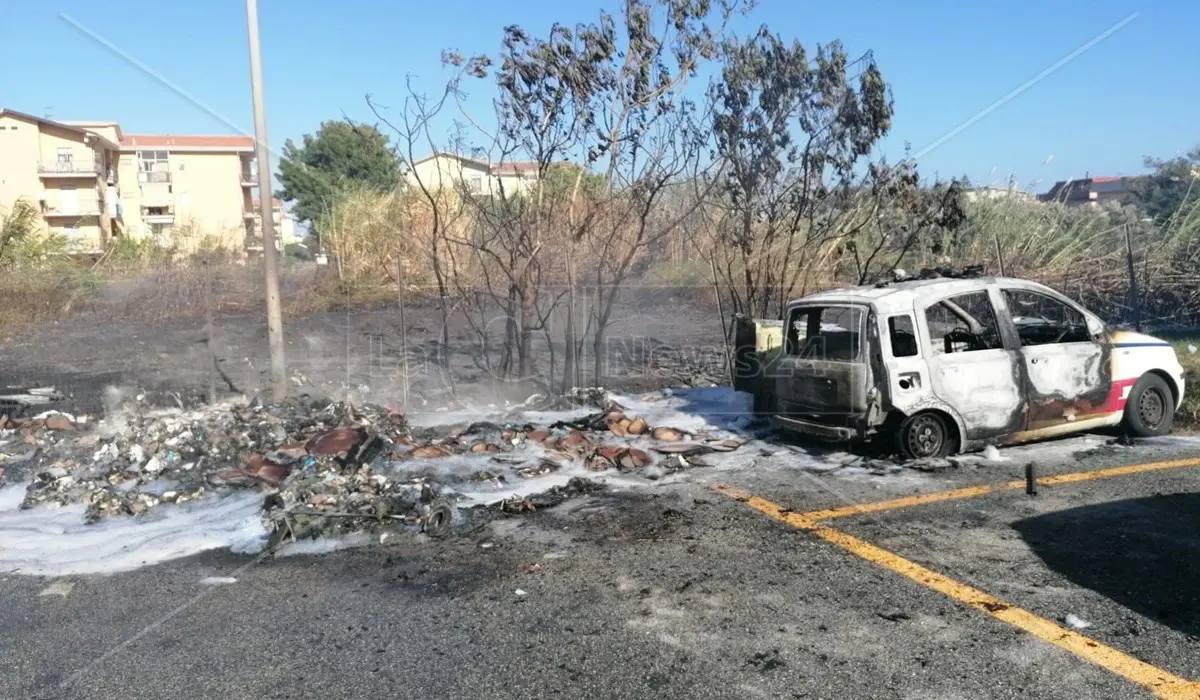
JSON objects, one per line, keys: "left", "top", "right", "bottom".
{"left": 773, "top": 304, "right": 872, "bottom": 424}
{"left": 917, "top": 287, "right": 1025, "bottom": 441}
{"left": 998, "top": 286, "right": 1110, "bottom": 431}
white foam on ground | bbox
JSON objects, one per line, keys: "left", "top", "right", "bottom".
{"left": 404, "top": 387, "right": 755, "bottom": 434}
{"left": 0, "top": 492, "right": 268, "bottom": 577}
{"left": 275, "top": 533, "right": 372, "bottom": 557}
{"left": 398, "top": 387, "right": 930, "bottom": 503}
{"left": 4, "top": 386, "right": 1144, "bottom": 575}
{"left": 982, "top": 444, "right": 1009, "bottom": 462}
{"left": 405, "top": 403, "right": 594, "bottom": 429}
{"left": 618, "top": 387, "right": 756, "bottom": 434}
{"left": 0, "top": 484, "right": 26, "bottom": 512}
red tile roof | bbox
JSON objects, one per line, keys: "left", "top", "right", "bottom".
{"left": 121, "top": 134, "right": 255, "bottom": 150}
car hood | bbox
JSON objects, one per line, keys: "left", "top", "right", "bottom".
{"left": 1109, "top": 330, "right": 1171, "bottom": 348}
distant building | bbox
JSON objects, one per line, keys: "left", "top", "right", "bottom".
{"left": 963, "top": 185, "right": 1034, "bottom": 203}
{"left": 404, "top": 152, "right": 540, "bottom": 197}
{"left": 245, "top": 198, "right": 298, "bottom": 253}
{"left": 1037, "top": 176, "right": 1143, "bottom": 207}
{"left": 118, "top": 132, "right": 258, "bottom": 252}
{"left": 0, "top": 107, "right": 272, "bottom": 254}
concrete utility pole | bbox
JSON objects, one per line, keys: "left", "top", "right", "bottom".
{"left": 246, "top": 0, "right": 287, "bottom": 401}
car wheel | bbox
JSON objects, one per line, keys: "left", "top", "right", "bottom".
{"left": 898, "top": 412, "right": 954, "bottom": 459}
{"left": 1122, "top": 373, "right": 1175, "bottom": 437}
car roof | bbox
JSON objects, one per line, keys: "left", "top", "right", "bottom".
{"left": 787, "top": 276, "right": 1059, "bottom": 315}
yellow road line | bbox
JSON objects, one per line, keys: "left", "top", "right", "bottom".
{"left": 796, "top": 457, "right": 1200, "bottom": 521}
{"left": 714, "top": 485, "right": 1200, "bottom": 700}
{"left": 798, "top": 484, "right": 1001, "bottom": 521}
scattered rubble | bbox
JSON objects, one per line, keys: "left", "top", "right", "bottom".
{"left": 0, "top": 386, "right": 69, "bottom": 420}
{"left": 0, "top": 386, "right": 749, "bottom": 547}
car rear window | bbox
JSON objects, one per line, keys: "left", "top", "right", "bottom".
{"left": 785, "top": 305, "right": 864, "bottom": 361}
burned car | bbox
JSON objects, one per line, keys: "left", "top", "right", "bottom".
{"left": 737, "top": 276, "right": 1186, "bottom": 458}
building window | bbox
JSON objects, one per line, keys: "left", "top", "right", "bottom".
{"left": 468, "top": 176, "right": 483, "bottom": 194}
{"left": 138, "top": 150, "right": 169, "bottom": 173}
{"left": 149, "top": 223, "right": 173, "bottom": 236}
{"left": 56, "top": 147, "right": 75, "bottom": 171}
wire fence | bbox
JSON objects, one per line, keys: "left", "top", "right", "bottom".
{"left": 3, "top": 246, "right": 1199, "bottom": 420}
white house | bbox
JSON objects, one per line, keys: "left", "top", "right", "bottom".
{"left": 405, "top": 152, "right": 539, "bottom": 197}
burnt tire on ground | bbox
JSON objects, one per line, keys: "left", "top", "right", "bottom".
{"left": 897, "top": 411, "right": 956, "bottom": 459}
{"left": 1122, "top": 373, "right": 1175, "bottom": 438}
{"left": 422, "top": 501, "right": 453, "bottom": 538}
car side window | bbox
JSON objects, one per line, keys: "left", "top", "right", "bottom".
{"left": 887, "top": 315, "right": 919, "bottom": 357}
{"left": 924, "top": 291, "right": 1003, "bottom": 355}
{"left": 1002, "top": 289, "right": 1090, "bottom": 346}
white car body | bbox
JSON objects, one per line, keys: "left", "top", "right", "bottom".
{"left": 750, "top": 276, "right": 1185, "bottom": 453}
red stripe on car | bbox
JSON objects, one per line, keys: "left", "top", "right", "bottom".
{"left": 1097, "top": 377, "right": 1138, "bottom": 414}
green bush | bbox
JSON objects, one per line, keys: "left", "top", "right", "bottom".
{"left": 106, "top": 236, "right": 174, "bottom": 264}
{"left": 284, "top": 242, "right": 313, "bottom": 262}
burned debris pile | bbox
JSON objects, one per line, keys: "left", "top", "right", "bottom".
{"left": 0, "top": 387, "right": 746, "bottom": 544}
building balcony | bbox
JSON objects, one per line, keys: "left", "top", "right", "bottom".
{"left": 43, "top": 204, "right": 102, "bottom": 218}
{"left": 240, "top": 169, "right": 258, "bottom": 186}
{"left": 142, "top": 207, "right": 175, "bottom": 224}
{"left": 39, "top": 162, "right": 102, "bottom": 178}
{"left": 138, "top": 171, "right": 172, "bottom": 184}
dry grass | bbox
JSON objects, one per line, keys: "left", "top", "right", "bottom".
{"left": 1170, "top": 339, "right": 1200, "bottom": 428}
{"left": 0, "top": 257, "right": 355, "bottom": 338}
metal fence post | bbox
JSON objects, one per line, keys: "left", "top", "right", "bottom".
{"left": 1124, "top": 223, "right": 1142, "bottom": 331}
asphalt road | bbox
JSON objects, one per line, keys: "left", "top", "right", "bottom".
{"left": 3, "top": 433, "right": 1200, "bottom": 700}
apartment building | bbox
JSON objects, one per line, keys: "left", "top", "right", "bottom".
{"left": 118, "top": 132, "right": 259, "bottom": 251}
{"left": 406, "top": 152, "right": 539, "bottom": 197}
{"left": 246, "top": 198, "right": 299, "bottom": 253}
{"left": 0, "top": 107, "right": 292, "bottom": 254}
{"left": 0, "top": 109, "right": 120, "bottom": 251}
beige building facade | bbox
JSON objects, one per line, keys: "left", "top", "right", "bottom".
{"left": 0, "top": 108, "right": 293, "bottom": 255}
{"left": 0, "top": 109, "right": 120, "bottom": 252}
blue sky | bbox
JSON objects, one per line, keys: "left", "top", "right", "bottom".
{"left": 2, "top": 0, "right": 1196, "bottom": 194}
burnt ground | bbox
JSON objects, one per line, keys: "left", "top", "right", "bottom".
{"left": 0, "top": 293, "right": 729, "bottom": 418}
{"left": 6, "top": 293, "right": 1200, "bottom": 698}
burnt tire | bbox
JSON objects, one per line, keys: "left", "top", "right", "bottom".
{"left": 422, "top": 501, "right": 453, "bottom": 538}
{"left": 897, "top": 411, "right": 955, "bottom": 459}
{"left": 1122, "top": 373, "right": 1175, "bottom": 438}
